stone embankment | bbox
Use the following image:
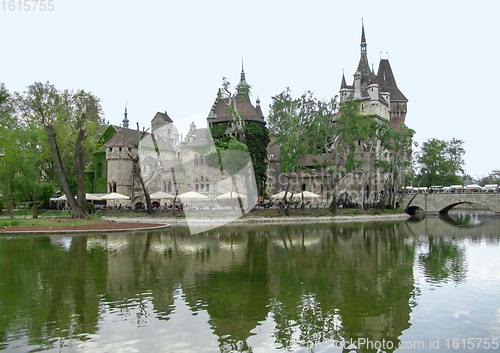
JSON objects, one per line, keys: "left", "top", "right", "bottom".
{"left": 104, "top": 213, "right": 410, "bottom": 226}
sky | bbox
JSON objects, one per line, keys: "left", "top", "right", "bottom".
{"left": 1, "top": 0, "right": 499, "bottom": 179}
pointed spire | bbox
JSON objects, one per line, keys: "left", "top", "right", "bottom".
{"left": 360, "top": 19, "right": 367, "bottom": 56}
{"left": 122, "top": 102, "right": 129, "bottom": 128}
{"left": 340, "top": 69, "right": 347, "bottom": 89}
{"left": 256, "top": 94, "right": 261, "bottom": 106}
{"left": 236, "top": 58, "right": 250, "bottom": 93}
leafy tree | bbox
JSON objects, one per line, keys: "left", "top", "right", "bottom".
{"left": 414, "top": 138, "right": 465, "bottom": 187}
{"left": 268, "top": 89, "right": 336, "bottom": 213}
{"left": 479, "top": 169, "right": 500, "bottom": 186}
{"left": 0, "top": 84, "right": 20, "bottom": 218}
{"left": 375, "top": 125, "right": 414, "bottom": 208}
{"left": 16, "top": 82, "right": 103, "bottom": 218}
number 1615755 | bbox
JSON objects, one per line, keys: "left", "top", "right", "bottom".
{"left": 2, "top": 0, "right": 54, "bottom": 11}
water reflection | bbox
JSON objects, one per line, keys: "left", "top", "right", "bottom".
{"left": 0, "top": 215, "right": 499, "bottom": 352}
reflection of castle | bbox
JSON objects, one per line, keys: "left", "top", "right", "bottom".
{"left": 93, "top": 224, "right": 415, "bottom": 351}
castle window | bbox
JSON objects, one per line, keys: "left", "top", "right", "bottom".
{"left": 119, "top": 147, "right": 122, "bottom": 152}
{"left": 187, "top": 184, "right": 191, "bottom": 192}
{"left": 109, "top": 147, "right": 112, "bottom": 152}
{"left": 195, "top": 184, "right": 199, "bottom": 192}
{"left": 213, "top": 183, "right": 218, "bottom": 192}
{"left": 194, "top": 155, "right": 198, "bottom": 165}
{"left": 201, "top": 184, "right": 204, "bottom": 191}
{"left": 113, "top": 183, "right": 117, "bottom": 193}
{"left": 206, "top": 184, "right": 209, "bottom": 192}
{"left": 168, "top": 181, "right": 172, "bottom": 192}
{"left": 200, "top": 155, "right": 204, "bottom": 165}
{"left": 200, "top": 176, "right": 204, "bottom": 182}
{"left": 358, "top": 140, "right": 361, "bottom": 146}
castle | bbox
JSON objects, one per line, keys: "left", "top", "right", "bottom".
{"left": 86, "top": 22, "right": 408, "bottom": 206}
{"left": 266, "top": 22, "right": 409, "bottom": 202}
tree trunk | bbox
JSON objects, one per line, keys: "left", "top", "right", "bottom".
{"left": 279, "top": 174, "right": 292, "bottom": 216}
{"left": 46, "top": 125, "right": 86, "bottom": 218}
{"left": 75, "top": 124, "right": 87, "bottom": 211}
{"left": 7, "top": 177, "right": 14, "bottom": 220}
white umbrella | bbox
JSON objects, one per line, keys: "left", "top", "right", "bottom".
{"left": 82, "top": 193, "right": 103, "bottom": 201}
{"left": 269, "top": 191, "right": 293, "bottom": 200}
{"left": 149, "top": 191, "right": 175, "bottom": 199}
{"left": 291, "top": 191, "right": 321, "bottom": 200}
{"left": 216, "top": 191, "right": 247, "bottom": 200}
{"left": 100, "top": 192, "right": 130, "bottom": 200}
{"left": 178, "top": 191, "right": 208, "bottom": 201}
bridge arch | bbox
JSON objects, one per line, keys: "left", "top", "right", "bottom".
{"left": 439, "top": 201, "right": 494, "bottom": 214}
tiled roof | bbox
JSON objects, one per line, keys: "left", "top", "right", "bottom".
{"left": 376, "top": 59, "right": 408, "bottom": 102}
{"left": 104, "top": 127, "right": 145, "bottom": 148}
{"left": 211, "top": 93, "right": 265, "bottom": 123}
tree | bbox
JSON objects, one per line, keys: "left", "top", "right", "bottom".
{"left": 268, "top": 89, "right": 336, "bottom": 214}
{"left": 479, "top": 169, "right": 500, "bottom": 185}
{"left": 375, "top": 125, "right": 414, "bottom": 208}
{"left": 16, "top": 82, "right": 103, "bottom": 218}
{"left": 414, "top": 138, "right": 465, "bottom": 187}
{"left": 0, "top": 84, "right": 19, "bottom": 219}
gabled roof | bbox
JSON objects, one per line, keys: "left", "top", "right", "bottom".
{"left": 376, "top": 59, "right": 408, "bottom": 102}
{"left": 184, "top": 128, "right": 208, "bottom": 146}
{"left": 153, "top": 111, "right": 173, "bottom": 124}
{"left": 104, "top": 127, "right": 145, "bottom": 148}
{"left": 211, "top": 93, "right": 265, "bottom": 123}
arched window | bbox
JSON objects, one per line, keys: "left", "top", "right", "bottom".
{"left": 200, "top": 176, "right": 204, "bottom": 182}
{"left": 200, "top": 155, "right": 204, "bottom": 165}
{"left": 195, "top": 184, "right": 199, "bottom": 192}
{"left": 213, "top": 183, "right": 218, "bottom": 192}
{"left": 206, "top": 184, "right": 209, "bottom": 191}
{"left": 187, "top": 184, "right": 192, "bottom": 191}
{"left": 113, "top": 183, "right": 117, "bottom": 193}
{"left": 194, "top": 155, "right": 198, "bottom": 165}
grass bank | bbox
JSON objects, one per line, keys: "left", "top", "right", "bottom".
{"left": 1, "top": 207, "right": 405, "bottom": 227}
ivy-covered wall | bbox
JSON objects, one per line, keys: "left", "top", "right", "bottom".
{"left": 245, "top": 121, "right": 270, "bottom": 194}
{"left": 90, "top": 149, "right": 107, "bottom": 193}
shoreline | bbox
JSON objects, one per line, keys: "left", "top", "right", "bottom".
{"left": 103, "top": 213, "right": 410, "bottom": 226}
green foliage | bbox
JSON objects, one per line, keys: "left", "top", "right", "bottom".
{"left": 210, "top": 122, "right": 229, "bottom": 140}
{"left": 415, "top": 138, "right": 465, "bottom": 186}
{"left": 479, "top": 169, "right": 500, "bottom": 186}
{"left": 86, "top": 202, "right": 95, "bottom": 214}
{"left": 244, "top": 121, "right": 270, "bottom": 191}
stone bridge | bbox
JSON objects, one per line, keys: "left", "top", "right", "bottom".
{"left": 400, "top": 193, "right": 500, "bottom": 215}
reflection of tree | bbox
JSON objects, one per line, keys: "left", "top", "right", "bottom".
{"left": 268, "top": 223, "right": 415, "bottom": 352}
{"left": 419, "top": 236, "right": 467, "bottom": 283}
{"left": 1, "top": 223, "right": 419, "bottom": 353}
{"left": 182, "top": 231, "right": 270, "bottom": 352}
{"left": 0, "top": 236, "right": 107, "bottom": 349}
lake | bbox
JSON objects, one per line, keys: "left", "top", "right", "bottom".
{"left": 1, "top": 212, "right": 499, "bottom": 352}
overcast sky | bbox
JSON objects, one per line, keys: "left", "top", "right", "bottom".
{"left": 1, "top": 0, "right": 498, "bottom": 178}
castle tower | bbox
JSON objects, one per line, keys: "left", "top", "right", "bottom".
{"left": 376, "top": 59, "right": 408, "bottom": 128}
{"left": 338, "top": 21, "right": 390, "bottom": 120}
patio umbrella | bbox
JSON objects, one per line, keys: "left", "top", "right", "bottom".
{"left": 82, "top": 193, "right": 103, "bottom": 201}
{"left": 216, "top": 191, "right": 247, "bottom": 200}
{"left": 178, "top": 191, "right": 208, "bottom": 201}
{"left": 269, "top": 191, "right": 293, "bottom": 200}
{"left": 149, "top": 191, "right": 175, "bottom": 199}
{"left": 100, "top": 192, "right": 130, "bottom": 200}
{"left": 291, "top": 191, "right": 321, "bottom": 200}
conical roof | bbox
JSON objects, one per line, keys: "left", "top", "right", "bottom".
{"left": 376, "top": 59, "right": 408, "bottom": 102}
